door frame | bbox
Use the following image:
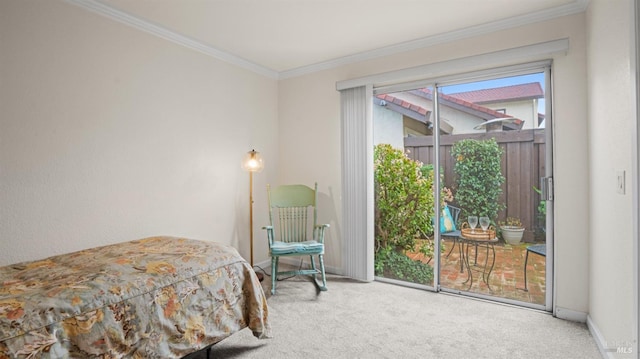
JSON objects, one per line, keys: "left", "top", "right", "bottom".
{"left": 369, "top": 63, "right": 554, "bottom": 311}
{"left": 339, "top": 40, "right": 568, "bottom": 311}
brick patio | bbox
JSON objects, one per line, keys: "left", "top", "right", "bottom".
{"left": 406, "top": 238, "right": 546, "bottom": 305}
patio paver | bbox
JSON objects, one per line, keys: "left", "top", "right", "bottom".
{"left": 407, "top": 239, "right": 546, "bottom": 305}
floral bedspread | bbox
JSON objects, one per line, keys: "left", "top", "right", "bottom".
{"left": 0, "top": 236, "right": 271, "bottom": 358}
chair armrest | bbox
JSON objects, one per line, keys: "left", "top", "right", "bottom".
{"left": 262, "top": 226, "right": 275, "bottom": 246}
{"left": 314, "top": 224, "right": 330, "bottom": 243}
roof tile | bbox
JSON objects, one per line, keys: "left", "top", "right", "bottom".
{"left": 447, "top": 82, "right": 543, "bottom": 104}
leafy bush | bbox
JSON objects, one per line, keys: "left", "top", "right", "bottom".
{"left": 374, "top": 144, "right": 435, "bottom": 252}
{"left": 375, "top": 247, "right": 434, "bottom": 284}
{"left": 452, "top": 138, "right": 505, "bottom": 222}
{"left": 421, "top": 164, "right": 454, "bottom": 207}
{"left": 374, "top": 144, "right": 435, "bottom": 282}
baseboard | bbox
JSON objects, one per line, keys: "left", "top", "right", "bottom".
{"left": 255, "top": 259, "right": 271, "bottom": 271}
{"left": 554, "top": 306, "right": 588, "bottom": 322}
{"left": 587, "top": 315, "right": 615, "bottom": 359}
{"left": 254, "top": 257, "right": 342, "bottom": 276}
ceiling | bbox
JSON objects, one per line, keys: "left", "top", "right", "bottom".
{"left": 82, "top": 0, "right": 588, "bottom": 78}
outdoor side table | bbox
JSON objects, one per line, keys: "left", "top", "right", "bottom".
{"left": 460, "top": 235, "right": 499, "bottom": 291}
{"left": 524, "top": 244, "right": 546, "bottom": 292}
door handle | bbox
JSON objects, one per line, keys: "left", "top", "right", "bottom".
{"left": 540, "top": 177, "right": 553, "bottom": 201}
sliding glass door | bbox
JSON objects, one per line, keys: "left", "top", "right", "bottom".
{"left": 373, "top": 65, "right": 553, "bottom": 310}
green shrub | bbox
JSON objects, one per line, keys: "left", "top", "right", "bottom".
{"left": 375, "top": 247, "right": 434, "bottom": 284}
{"left": 374, "top": 144, "right": 435, "bottom": 253}
{"left": 374, "top": 144, "right": 436, "bottom": 282}
{"left": 451, "top": 138, "right": 505, "bottom": 222}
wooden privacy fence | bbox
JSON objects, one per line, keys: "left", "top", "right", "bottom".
{"left": 404, "top": 129, "right": 546, "bottom": 243}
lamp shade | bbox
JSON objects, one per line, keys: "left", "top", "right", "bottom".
{"left": 242, "top": 149, "right": 264, "bottom": 172}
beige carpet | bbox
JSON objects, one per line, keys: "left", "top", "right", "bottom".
{"left": 197, "top": 273, "right": 600, "bottom": 358}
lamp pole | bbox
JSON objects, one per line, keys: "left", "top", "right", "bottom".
{"left": 242, "top": 149, "right": 264, "bottom": 281}
{"left": 249, "top": 170, "right": 255, "bottom": 268}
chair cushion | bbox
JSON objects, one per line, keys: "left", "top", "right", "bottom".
{"left": 440, "top": 206, "right": 457, "bottom": 233}
{"left": 271, "top": 240, "right": 324, "bottom": 255}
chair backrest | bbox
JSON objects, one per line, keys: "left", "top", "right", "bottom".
{"left": 447, "top": 205, "right": 461, "bottom": 224}
{"left": 267, "top": 183, "right": 318, "bottom": 243}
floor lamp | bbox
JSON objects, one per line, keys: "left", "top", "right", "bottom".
{"left": 242, "top": 149, "right": 264, "bottom": 281}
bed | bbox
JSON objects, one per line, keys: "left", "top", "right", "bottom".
{"left": 0, "top": 236, "right": 271, "bottom": 358}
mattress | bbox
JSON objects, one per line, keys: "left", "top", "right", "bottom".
{"left": 0, "top": 236, "right": 271, "bottom": 358}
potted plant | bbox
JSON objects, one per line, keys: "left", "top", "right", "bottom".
{"left": 499, "top": 217, "right": 525, "bottom": 245}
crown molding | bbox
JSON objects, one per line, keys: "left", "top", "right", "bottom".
{"left": 279, "top": 0, "right": 589, "bottom": 79}
{"left": 66, "top": 0, "right": 588, "bottom": 81}
{"left": 65, "top": 0, "right": 279, "bottom": 79}
{"left": 336, "top": 40, "right": 565, "bottom": 91}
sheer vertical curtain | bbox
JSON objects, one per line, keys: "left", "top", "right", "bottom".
{"left": 340, "top": 85, "right": 374, "bottom": 281}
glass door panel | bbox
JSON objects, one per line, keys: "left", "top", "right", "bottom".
{"left": 372, "top": 85, "right": 438, "bottom": 290}
{"left": 437, "top": 73, "right": 547, "bottom": 306}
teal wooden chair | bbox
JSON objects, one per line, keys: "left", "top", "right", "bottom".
{"left": 263, "top": 183, "right": 329, "bottom": 295}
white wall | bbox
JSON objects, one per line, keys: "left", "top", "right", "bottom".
{"left": 586, "top": 0, "right": 636, "bottom": 355}
{"left": 0, "top": 0, "right": 279, "bottom": 265}
{"left": 372, "top": 105, "right": 404, "bottom": 149}
{"left": 276, "top": 72, "right": 342, "bottom": 270}
{"left": 279, "top": 14, "right": 590, "bottom": 315}
{"left": 4, "top": 2, "right": 635, "bottom": 347}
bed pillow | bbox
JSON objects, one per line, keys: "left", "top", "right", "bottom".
{"left": 440, "top": 206, "right": 456, "bottom": 233}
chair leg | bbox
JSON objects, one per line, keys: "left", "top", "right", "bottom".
{"left": 523, "top": 250, "right": 530, "bottom": 292}
{"left": 271, "top": 256, "right": 278, "bottom": 295}
{"left": 318, "top": 254, "right": 327, "bottom": 291}
{"left": 458, "top": 239, "right": 464, "bottom": 273}
{"left": 309, "top": 255, "right": 317, "bottom": 282}
{"left": 445, "top": 237, "right": 456, "bottom": 257}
